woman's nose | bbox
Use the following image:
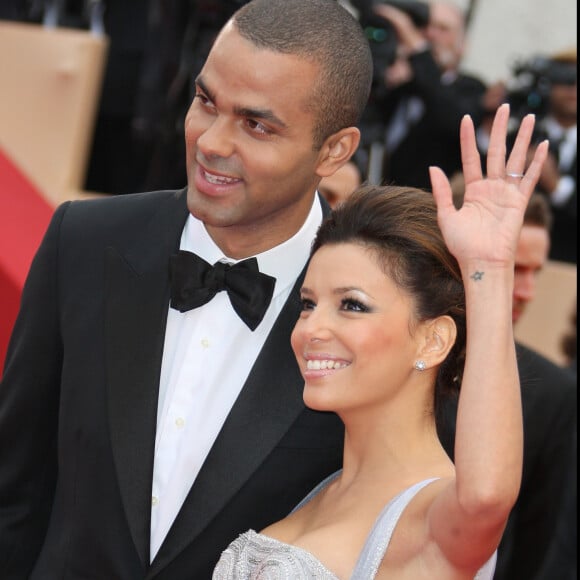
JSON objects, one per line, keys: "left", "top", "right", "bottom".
{"left": 298, "top": 308, "right": 334, "bottom": 342}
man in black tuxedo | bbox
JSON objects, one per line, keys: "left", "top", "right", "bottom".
{"left": 365, "top": 1, "right": 487, "bottom": 189}
{"left": 0, "top": 1, "right": 373, "bottom": 578}
{"left": 497, "top": 342, "right": 577, "bottom": 580}
{"left": 536, "top": 429, "right": 577, "bottom": 580}
{"left": 440, "top": 192, "right": 577, "bottom": 580}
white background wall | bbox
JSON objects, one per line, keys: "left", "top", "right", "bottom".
{"left": 461, "top": 0, "right": 577, "bottom": 83}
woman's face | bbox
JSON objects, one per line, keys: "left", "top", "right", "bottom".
{"left": 291, "top": 242, "right": 423, "bottom": 414}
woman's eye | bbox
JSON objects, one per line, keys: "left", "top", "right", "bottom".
{"left": 300, "top": 297, "right": 315, "bottom": 311}
{"left": 341, "top": 298, "right": 369, "bottom": 313}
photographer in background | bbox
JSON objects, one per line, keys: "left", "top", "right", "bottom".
{"left": 493, "top": 48, "right": 577, "bottom": 264}
{"left": 356, "top": 0, "right": 487, "bottom": 189}
{"left": 528, "top": 49, "right": 577, "bottom": 264}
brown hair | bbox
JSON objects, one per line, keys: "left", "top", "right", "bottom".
{"left": 524, "top": 192, "right": 553, "bottom": 231}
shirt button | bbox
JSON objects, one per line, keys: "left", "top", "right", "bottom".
{"left": 152, "top": 496, "right": 159, "bottom": 507}
{"left": 201, "top": 337, "right": 210, "bottom": 348}
{"left": 175, "top": 417, "right": 185, "bottom": 428}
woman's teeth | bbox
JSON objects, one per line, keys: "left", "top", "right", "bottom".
{"left": 306, "top": 359, "right": 348, "bottom": 370}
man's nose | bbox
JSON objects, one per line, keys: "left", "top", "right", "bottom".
{"left": 514, "top": 270, "right": 536, "bottom": 302}
{"left": 196, "top": 115, "right": 235, "bottom": 159}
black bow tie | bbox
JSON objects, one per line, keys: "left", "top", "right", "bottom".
{"left": 169, "top": 250, "right": 276, "bottom": 331}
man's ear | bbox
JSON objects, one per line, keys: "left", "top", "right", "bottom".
{"left": 416, "top": 316, "right": 457, "bottom": 368}
{"left": 316, "top": 127, "right": 361, "bottom": 178}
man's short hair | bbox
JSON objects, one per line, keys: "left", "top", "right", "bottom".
{"left": 524, "top": 192, "right": 553, "bottom": 231}
{"left": 547, "top": 47, "right": 577, "bottom": 86}
{"left": 233, "top": 0, "right": 373, "bottom": 148}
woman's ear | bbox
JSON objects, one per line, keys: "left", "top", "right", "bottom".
{"left": 316, "top": 127, "right": 361, "bottom": 178}
{"left": 417, "top": 316, "right": 457, "bottom": 368}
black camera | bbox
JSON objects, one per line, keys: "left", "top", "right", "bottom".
{"left": 507, "top": 55, "right": 577, "bottom": 119}
{"left": 352, "top": 0, "right": 430, "bottom": 85}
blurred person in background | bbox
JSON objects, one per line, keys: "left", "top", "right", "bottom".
{"left": 535, "top": 303, "right": 577, "bottom": 580}
{"left": 559, "top": 303, "right": 577, "bottom": 372}
{"left": 84, "top": 0, "right": 153, "bottom": 195}
{"left": 441, "top": 187, "right": 577, "bottom": 580}
{"left": 535, "top": 426, "right": 576, "bottom": 580}
{"left": 528, "top": 48, "right": 577, "bottom": 264}
{"left": 472, "top": 46, "right": 576, "bottom": 264}
{"left": 510, "top": 193, "right": 553, "bottom": 326}
{"left": 492, "top": 47, "right": 578, "bottom": 263}
{"left": 356, "top": 0, "right": 487, "bottom": 189}
{"left": 317, "top": 160, "right": 362, "bottom": 208}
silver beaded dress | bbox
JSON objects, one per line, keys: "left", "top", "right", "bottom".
{"left": 212, "top": 471, "right": 497, "bottom": 580}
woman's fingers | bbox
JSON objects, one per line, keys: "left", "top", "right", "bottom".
{"left": 505, "top": 113, "right": 536, "bottom": 180}
{"left": 430, "top": 165, "right": 453, "bottom": 214}
{"left": 451, "top": 104, "right": 548, "bottom": 210}
{"left": 485, "top": 103, "right": 510, "bottom": 179}
{"left": 460, "top": 114, "right": 483, "bottom": 185}
{"left": 519, "top": 140, "right": 550, "bottom": 197}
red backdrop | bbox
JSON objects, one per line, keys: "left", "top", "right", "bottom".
{"left": 0, "top": 148, "right": 54, "bottom": 372}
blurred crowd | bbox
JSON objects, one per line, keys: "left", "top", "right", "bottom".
{"left": 2, "top": 0, "right": 574, "bottom": 266}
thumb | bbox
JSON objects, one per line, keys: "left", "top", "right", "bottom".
{"left": 430, "top": 166, "right": 454, "bottom": 214}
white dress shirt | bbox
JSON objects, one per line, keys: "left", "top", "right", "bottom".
{"left": 150, "top": 196, "right": 323, "bottom": 560}
{"left": 543, "top": 116, "right": 577, "bottom": 207}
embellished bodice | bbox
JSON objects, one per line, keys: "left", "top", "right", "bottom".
{"left": 212, "top": 528, "right": 339, "bottom": 579}
{"left": 212, "top": 472, "right": 497, "bottom": 579}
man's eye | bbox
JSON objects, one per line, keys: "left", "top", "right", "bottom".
{"left": 194, "top": 93, "right": 212, "bottom": 107}
{"left": 246, "top": 119, "right": 271, "bottom": 135}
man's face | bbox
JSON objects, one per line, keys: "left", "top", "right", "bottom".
{"left": 184, "top": 23, "right": 329, "bottom": 257}
{"left": 512, "top": 224, "right": 550, "bottom": 324}
{"left": 425, "top": 3, "right": 465, "bottom": 71}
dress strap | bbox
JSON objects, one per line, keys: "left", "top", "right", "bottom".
{"left": 350, "top": 478, "right": 439, "bottom": 579}
{"left": 289, "top": 469, "right": 342, "bottom": 514}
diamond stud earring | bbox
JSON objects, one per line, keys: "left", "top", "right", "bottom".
{"left": 414, "top": 360, "right": 427, "bottom": 371}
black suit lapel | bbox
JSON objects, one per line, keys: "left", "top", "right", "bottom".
{"left": 147, "top": 193, "right": 330, "bottom": 574}
{"left": 105, "top": 189, "right": 189, "bottom": 566}
{"left": 149, "top": 266, "right": 307, "bottom": 576}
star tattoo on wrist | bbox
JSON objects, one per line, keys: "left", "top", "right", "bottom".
{"left": 470, "top": 271, "right": 484, "bottom": 281}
